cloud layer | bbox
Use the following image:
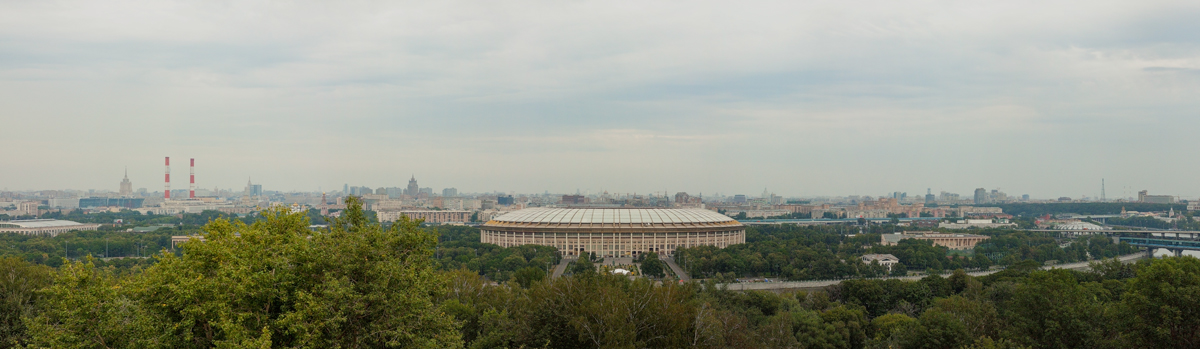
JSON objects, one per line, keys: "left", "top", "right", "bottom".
{"left": 1, "top": 0, "right": 1198, "bottom": 198}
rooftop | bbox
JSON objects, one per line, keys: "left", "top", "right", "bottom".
{"left": 491, "top": 208, "right": 736, "bottom": 225}
{"left": 0, "top": 219, "right": 89, "bottom": 228}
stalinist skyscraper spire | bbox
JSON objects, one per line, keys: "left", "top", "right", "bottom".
{"left": 119, "top": 167, "right": 133, "bottom": 197}
{"left": 406, "top": 175, "right": 419, "bottom": 196}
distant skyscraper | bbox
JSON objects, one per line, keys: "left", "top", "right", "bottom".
{"left": 344, "top": 184, "right": 348, "bottom": 195}
{"left": 443, "top": 188, "right": 458, "bottom": 197}
{"left": 406, "top": 175, "right": 419, "bottom": 196}
{"left": 119, "top": 168, "right": 133, "bottom": 197}
{"left": 925, "top": 188, "right": 935, "bottom": 204}
{"left": 245, "top": 179, "right": 263, "bottom": 197}
{"left": 974, "top": 188, "right": 987, "bottom": 205}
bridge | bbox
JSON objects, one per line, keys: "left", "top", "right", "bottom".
{"left": 1120, "top": 237, "right": 1200, "bottom": 257}
{"left": 738, "top": 217, "right": 942, "bottom": 225}
{"left": 711, "top": 252, "right": 1147, "bottom": 292}
{"left": 1021, "top": 229, "right": 1200, "bottom": 257}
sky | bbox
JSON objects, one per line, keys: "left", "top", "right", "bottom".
{"left": 1, "top": 0, "right": 1198, "bottom": 199}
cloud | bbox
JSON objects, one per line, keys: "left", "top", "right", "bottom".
{"left": 0, "top": 0, "right": 1198, "bottom": 197}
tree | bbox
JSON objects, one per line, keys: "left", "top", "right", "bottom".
{"left": 869, "top": 313, "right": 915, "bottom": 347}
{"left": 639, "top": 252, "right": 666, "bottom": 278}
{"left": 902, "top": 309, "right": 972, "bottom": 349}
{"left": 512, "top": 266, "right": 545, "bottom": 288}
{"left": 0, "top": 257, "right": 53, "bottom": 348}
{"left": 27, "top": 196, "right": 463, "bottom": 348}
{"left": 1002, "top": 269, "right": 1105, "bottom": 348}
{"left": 1120, "top": 257, "right": 1200, "bottom": 349}
{"left": 570, "top": 251, "right": 595, "bottom": 276}
{"left": 23, "top": 257, "right": 155, "bottom": 348}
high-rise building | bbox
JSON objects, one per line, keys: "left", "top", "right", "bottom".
{"left": 245, "top": 179, "right": 263, "bottom": 197}
{"left": 974, "top": 188, "right": 987, "bottom": 205}
{"left": 497, "top": 195, "right": 514, "bottom": 206}
{"left": 119, "top": 168, "right": 133, "bottom": 197}
{"left": 442, "top": 188, "right": 458, "bottom": 197}
{"left": 925, "top": 189, "right": 935, "bottom": 204}
{"left": 406, "top": 176, "right": 419, "bottom": 196}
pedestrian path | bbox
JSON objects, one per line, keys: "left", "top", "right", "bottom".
{"left": 663, "top": 257, "right": 690, "bottom": 281}
{"left": 551, "top": 258, "right": 572, "bottom": 278}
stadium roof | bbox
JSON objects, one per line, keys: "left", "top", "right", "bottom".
{"left": 491, "top": 208, "right": 736, "bottom": 225}
{"left": 0, "top": 219, "right": 89, "bottom": 228}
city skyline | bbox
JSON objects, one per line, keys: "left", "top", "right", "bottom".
{"left": 0, "top": 163, "right": 1181, "bottom": 202}
{"left": 2, "top": 1, "right": 1199, "bottom": 197}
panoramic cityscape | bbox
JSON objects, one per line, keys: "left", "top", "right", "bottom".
{"left": 2, "top": 1, "right": 1200, "bottom": 348}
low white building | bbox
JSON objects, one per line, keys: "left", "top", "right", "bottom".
{"left": 861, "top": 254, "right": 899, "bottom": 271}
{"left": 0, "top": 219, "right": 101, "bottom": 236}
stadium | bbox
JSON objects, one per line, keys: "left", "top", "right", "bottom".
{"left": 480, "top": 208, "right": 745, "bottom": 258}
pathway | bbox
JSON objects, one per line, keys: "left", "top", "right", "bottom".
{"left": 663, "top": 257, "right": 691, "bottom": 282}
{"left": 551, "top": 258, "right": 572, "bottom": 279}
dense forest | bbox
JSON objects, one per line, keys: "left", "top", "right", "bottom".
{"left": 0, "top": 199, "right": 1197, "bottom": 348}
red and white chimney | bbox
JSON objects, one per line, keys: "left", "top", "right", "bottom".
{"left": 189, "top": 158, "right": 196, "bottom": 199}
{"left": 164, "top": 157, "right": 171, "bottom": 199}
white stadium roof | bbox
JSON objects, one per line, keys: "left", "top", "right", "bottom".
{"left": 0, "top": 219, "right": 88, "bottom": 228}
{"left": 491, "top": 208, "right": 736, "bottom": 225}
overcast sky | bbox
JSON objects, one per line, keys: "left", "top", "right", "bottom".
{"left": 1, "top": 0, "right": 1197, "bottom": 198}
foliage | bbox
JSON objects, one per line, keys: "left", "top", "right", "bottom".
{"left": 25, "top": 196, "right": 462, "bottom": 348}
{"left": 637, "top": 251, "right": 667, "bottom": 279}
{"left": 1120, "top": 256, "right": 1200, "bottom": 348}
{"left": 430, "top": 225, "right": 559, "bottom": 282}
{"left": 0, "top": 230, "right": 172, "bottom": 268}
{"left": 0, "top": 258, "right": 53, "bottom": 348}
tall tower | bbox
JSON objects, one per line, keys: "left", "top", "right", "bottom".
{"left": 164, "top": 157, "right": 171, "bottom": 199}
{"left": 119, "top": 167, "right": 133, "bottom": 197}
{"left": 1101, "top": 178, "right": 1106, "bottom": 202}
{"left": 189, "top": 158, "right": 196, "bottom": 199}
{"left": 407, "top": 175, "right": 419, "bottom": 196}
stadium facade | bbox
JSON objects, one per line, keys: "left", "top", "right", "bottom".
{"left": 480, "top": 208, "right": 745, "bottom": 258}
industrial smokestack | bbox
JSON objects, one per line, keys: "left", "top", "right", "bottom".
{"left": 190, "top": 158, "right": 196, "bottom": 199}
{"left": 164, "top": 157, "right": 171, "bottom": 199}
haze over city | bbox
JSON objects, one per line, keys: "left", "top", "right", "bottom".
{"left": 1, "top": 0, "right": 1197, "bottom": 198}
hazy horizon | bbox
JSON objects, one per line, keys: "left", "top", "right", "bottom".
{"left": 2, "top": 1, "right": 1198, "bottom": 198}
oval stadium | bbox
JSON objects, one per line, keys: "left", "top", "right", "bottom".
{"left": 480, "top": 208, "right": 745, "bottom": 258}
